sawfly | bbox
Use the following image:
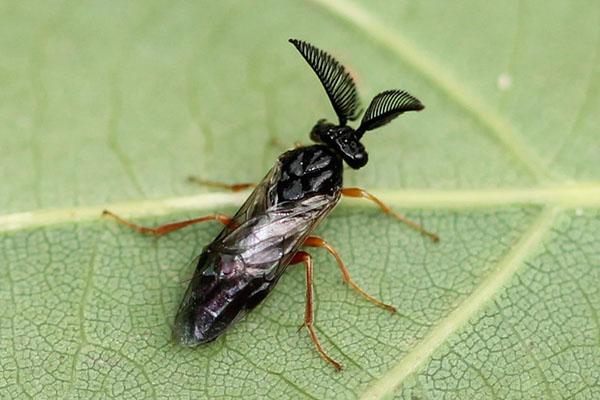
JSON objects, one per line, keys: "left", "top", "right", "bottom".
{"left": 103, "top": 38, "right": 438, "bottom": 371}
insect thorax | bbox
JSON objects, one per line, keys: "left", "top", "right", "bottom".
{"left": 275, "top": 145, "right": 343, "bottom": 202}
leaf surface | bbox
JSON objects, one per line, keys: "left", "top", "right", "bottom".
{"left": 1, "top": 1, "right": 599, "bottom": 399}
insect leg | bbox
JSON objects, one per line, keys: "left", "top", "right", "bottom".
{"left": 187, "top": 176, "right": 255, "bottom": 192}
{"left": 341, "top": 187, "right": 439, "bottom": 242}
{"left": 303, "top": 236, "right": 396, "bottom": 313}
{"left": 102, "top": 210, "right": 231, "bottom": 235}
{"left": 290, "top": 251, "right": 342, "bottom": 372}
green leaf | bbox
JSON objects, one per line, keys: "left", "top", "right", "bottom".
{"left": 1, "top": 1, "right": 599, "bottom": 399}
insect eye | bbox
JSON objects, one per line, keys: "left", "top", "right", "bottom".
{"left": 310, "top": 119, "right": 335, "bottom": 143}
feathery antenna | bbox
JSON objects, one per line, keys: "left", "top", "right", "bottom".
{"left": 356, "top": 90, "right": 424, "bottom": 137}
{"left": 289, "top": 39, "right": 361, "bottom": 125}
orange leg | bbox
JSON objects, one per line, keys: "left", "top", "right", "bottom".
{"left": 341, "top": 187, "right": 439, "bottom": 242}
{"left": 303, "top": 236, "right": 396, "bottom": 313}
{"left": 102, "top": 210, "right": 231, "bottom": 236}
{"left": 187, "top": 176, "right": 255, "bottom": 192}
{"left": 289, "top": 251, "right": 342, "bottom": 372}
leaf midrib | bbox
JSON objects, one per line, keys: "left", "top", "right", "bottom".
{"left": 2, "top": 184, "right": 599, "bottom": 233}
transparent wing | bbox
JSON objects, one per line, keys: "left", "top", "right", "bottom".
{"left": 289, "top": 38, "right": 361, "bottom": 125}
{"left": 215, "top": 194, "right": 339, "bottom": 280}
{"left": 173, "top": 192, "right": 339, "bottom": 345}
{"left": 212, "top": 162, "right": 281, "bottom": 243}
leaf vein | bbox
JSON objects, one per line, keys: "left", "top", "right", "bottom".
{"left": 65, "top": 230, "right": 99, "bottom": 398}
{"left": 360, "top": 206, "right": 559, "bottom": 399}
{"left": 545, "top": 13, "right": 600, "bottom": 167}
{"left": 308, "top": 0, "right": 551, "bottom": 182}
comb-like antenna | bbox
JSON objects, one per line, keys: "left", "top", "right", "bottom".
{"left": 289, "top": 39, "right": 361, "bottom": 125}
{"left": 356, "top": 90, "right": 424, "bottom": 137}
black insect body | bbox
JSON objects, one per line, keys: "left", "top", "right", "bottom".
{"left": 174, "top": 145, "right": 343, "bottom": 346}
{"left": 103, "top": 39, "right": 437, "bottom": 371}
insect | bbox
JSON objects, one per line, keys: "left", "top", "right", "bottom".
{"left": 103, "top": 38, "right": 438, "bottom": 371}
